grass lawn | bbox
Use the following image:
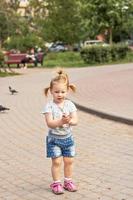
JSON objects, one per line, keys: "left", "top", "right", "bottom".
{"left": 1, "top": 50, "right": 133, "bottom": 77}
{"left": 43, "top": 51, "right": 89, "bottom": 68}
{"left": 0, "top": 70, "right": 19, "bottom": 77}
{"left": 43, "top": 51, "right": 133, "bottom": 68}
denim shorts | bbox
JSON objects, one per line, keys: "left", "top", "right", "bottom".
{"left": 46, "top": 135, "right": 75, "bottom": 158}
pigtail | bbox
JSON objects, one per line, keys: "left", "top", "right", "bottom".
{"left": 57, "top": 69, "right": 63, "bottom": 75}
{"left": 44, "top": 68, "right": 76, "bottom": 96}
{"left": 69, "top": 84, "right": 76, "bottom": 92}
{"left": 56, "top": 68, "right": 76, "bottom": 92}
{"left": 44, "top": 87, "right": 50, "bottom": 96}
{"left": 56, "top": 68, "right": 69, "bottom": 84}
{"left": 56, "top": 67, "right": 64, "bottom": 75}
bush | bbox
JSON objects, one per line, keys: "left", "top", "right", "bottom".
{"left": 4, "top": 34, "right": 44, "bottom": 52}
{"left": 80, "top": 43, "right": 129, "bottom": 64}
{"left": 0, "top": 50, "right": 4, "bottom": 67}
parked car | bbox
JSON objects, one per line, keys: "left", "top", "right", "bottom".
{"left": 72, "top": 43, "right": 81, "bottom": 51}
{"left": 83, "top": 40, "right": 109, "bottom": 47}
{"left": 48, "top": 42, "right": 68, "bottom": 52}
{"left": 124, "top": 39, "right": 133, "bottom": 50}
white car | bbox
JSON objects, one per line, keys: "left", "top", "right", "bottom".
{"left": 83, "top": 40, "right": 109, "bottom": 47}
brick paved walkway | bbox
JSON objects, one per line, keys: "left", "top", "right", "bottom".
{"left": 0, "top": 64, "right": 133, "bottom": 200}
{"left": 69, "top": 63, "right": 133, "bottom": 122}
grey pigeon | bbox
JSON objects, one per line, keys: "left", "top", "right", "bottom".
{"left": 0, "top": 105, "right": 10, "bottom": 112}
{"left": 9, "top": 86, "right": 18, "bottom": 95}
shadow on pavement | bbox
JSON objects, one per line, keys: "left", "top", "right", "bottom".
{"left": 75, "top": 103, "right": 133, "bottom": 126}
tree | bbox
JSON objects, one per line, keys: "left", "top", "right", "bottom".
{"left": 81, "top": 0, "right": 133, "bottom": 44}
{"left": 0, "top": 0, "right": 24, "bottom": 48}
{"left": 29, "top": 0, "right": 82, "bottom": 44}
{"left": 7, "top": 0, "right": 20, "bottom": 11}
{"left": 0, "top": 1, "right": 10, "bottom": 47}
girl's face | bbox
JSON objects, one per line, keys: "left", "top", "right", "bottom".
{"left": 51, "top": 82, "right": 68, "bottom": 103}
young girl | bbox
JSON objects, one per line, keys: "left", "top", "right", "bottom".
{"left": 42, "top": 69, "right": 78, "bottom": 195}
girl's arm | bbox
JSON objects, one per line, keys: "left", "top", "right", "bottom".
{"left": 45, "top": 111, "right": 78, "bottom": 128}
{"left": 45, "top": 112, "right": 64, "bottom": 128}
{"left": 69, "top": 111, "right": 78, "bottom": 126}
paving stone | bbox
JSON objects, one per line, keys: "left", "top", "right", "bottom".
{"left": 0, "top": 65, "right": 133, "bottom": 199}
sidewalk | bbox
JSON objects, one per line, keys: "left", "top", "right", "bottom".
{"left": 0, "top": 64, "right": 133, "bottom": 200}
{"left": 68, "top": 63, "right": 133, "bottom": 124}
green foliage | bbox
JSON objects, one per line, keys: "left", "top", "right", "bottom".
{"left": 80, "top": 44, "right": 129, "bottom": 64}
{"left": 81, "top": 0, "right": 133, "bottom": 43}
{"left": 1, "top": 0, "right": 133, "bottom": 50}
{"left": 5, "top": 34, "right": 44, "bottom": 52}
{"left": 0, "top": 71, "right": 19, "bottom": 77}
{"left": 7, "top": 0, "right": 20, "bottom": 11}
{"left": 31, "top": 0, "right": 82, "bottom": 44}
{"left": 0, "top": 1, "right": 21, "bottom": 46}
{"left": 0, "top": 49, "right": 4, "bottom": 67}
{"left": 0, "top": 11, "right": 9, "bottom": 45}
{"left": 44, "top": 51, "right": 87, "bottom": 67}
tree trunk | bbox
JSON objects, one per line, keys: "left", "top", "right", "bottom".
{"left": 0, "top": 40, "right": 2, "bottom": 49}
{"left": 109, "top": 28, "right": 113, "bottom": 45}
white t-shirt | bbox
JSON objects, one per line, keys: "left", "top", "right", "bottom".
{"left": 42, "top": 99, "right": 77, "bottom": 136}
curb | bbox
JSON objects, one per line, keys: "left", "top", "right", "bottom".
{"left": 75, "top": 103, "right": 133, "bottom": 126}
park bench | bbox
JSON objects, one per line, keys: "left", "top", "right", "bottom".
{"left": 5, "top": 52, "right": 44, "bottom": 68}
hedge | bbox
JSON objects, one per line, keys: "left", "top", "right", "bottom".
{"left": 80, "top": 43, "right": 129, "bottom": 64}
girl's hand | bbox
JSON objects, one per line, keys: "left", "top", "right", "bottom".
{"left": 62, "top": 114, "right": 71, "bottom": 124}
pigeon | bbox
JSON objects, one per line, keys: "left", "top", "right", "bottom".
{"left": 9, "top": 86, "right": 18, "bottom": 95}
{"left": 0, "top": 105, "right": 10, "bottom": 112}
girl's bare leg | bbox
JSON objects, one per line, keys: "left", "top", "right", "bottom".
{"left": 51, "top": 157, "right": 62, "bottom": 181}
{"left": 63, "top": 157, "right": 74, "bottom": 178}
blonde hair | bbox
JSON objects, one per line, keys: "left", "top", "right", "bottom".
{"left": 44, "top": 69, "right": 76, "bottom": 96}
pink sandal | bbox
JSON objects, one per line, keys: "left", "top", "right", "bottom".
{"left": 64, "top": 180, "right": 77, "bottom": 192}
{"left": 50, "top": 182, "right": 64, "bottom": 195}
